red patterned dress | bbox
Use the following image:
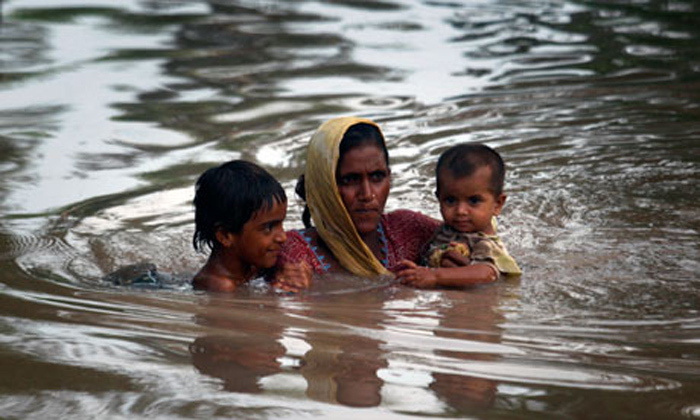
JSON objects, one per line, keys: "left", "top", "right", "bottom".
{"left": 277, "top": 210, "right": 440, "bottom": 274}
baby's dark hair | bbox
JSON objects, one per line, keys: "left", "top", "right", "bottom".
{"left": 296, "top": 122, "right": 389, "bottom": 228}
{"left": 436, "top": 143, "right": 505, "bottom": 196}
{"left": 193, "top": 160, "right": 286, "bottom": 252}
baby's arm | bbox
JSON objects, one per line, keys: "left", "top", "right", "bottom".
{"left": 396, "top": 250, "right": 499, "bottom": 289}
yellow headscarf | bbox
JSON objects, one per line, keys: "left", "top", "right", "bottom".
{"left": 305, "top": 117, "right": 391, "bottom": 278}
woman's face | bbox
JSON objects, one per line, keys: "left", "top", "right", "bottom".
{"left": 336, "top": 144, "right": 391, "bottom": 237}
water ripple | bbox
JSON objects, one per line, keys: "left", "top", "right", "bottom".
{"left": 2, "top": 0, "right": 700, "bottom": 417}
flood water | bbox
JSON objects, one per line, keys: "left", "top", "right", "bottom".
{"left": 1, "top": 0, "right": 699, "bottom": 418}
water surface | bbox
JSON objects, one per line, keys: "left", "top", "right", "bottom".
{"left": 1, "top": 0, "right": 699, "bottom": 418}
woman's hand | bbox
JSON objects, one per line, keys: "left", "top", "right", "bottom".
{"left": 396, "top": 260, "right": 438, "bottom": 289}
{"left": 272, "top": 262, "right": 312, "bottom": 293}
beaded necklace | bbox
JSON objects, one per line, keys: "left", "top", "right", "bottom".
{"left": 299, "top": 229, "right": 331, "bottom": 272}
{"left": 377, "top": 221, "right": 389, "bottom": 268}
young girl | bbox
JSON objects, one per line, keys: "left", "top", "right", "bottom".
{"left": 192, "top": 160, "right": 310, "bottom": 292}
{"left": 397, "top": 144, "right": 521, "bottom": 288}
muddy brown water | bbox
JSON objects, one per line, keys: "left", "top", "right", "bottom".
{"left": 1, "top": 0, "right": 699, "bottom": 418}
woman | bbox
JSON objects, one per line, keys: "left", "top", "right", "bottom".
{"left": 276, "top": 116, "right": 440, "bottom": 281}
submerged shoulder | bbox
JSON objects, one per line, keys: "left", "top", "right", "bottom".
{"left": 192, "top": 269, "right": 236, "bottom": 293}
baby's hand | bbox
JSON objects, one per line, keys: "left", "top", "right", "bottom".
{"left": 428, "top": 242, "right": 470, "bottom": 267}
{"left": 273, "top": 262, "right": 312, "bottom": 293}
{"left": 440, "top": 242, "right": 471, "bottom": 267}
{"left": 396, "top": 260, "right": 438, "bottom": 289}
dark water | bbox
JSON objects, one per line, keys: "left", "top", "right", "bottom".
{"left": 1, "top": 0, "right": 699, "bottom": 418}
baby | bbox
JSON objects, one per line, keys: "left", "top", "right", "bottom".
{"left": 192, "top": 160, "right": 309, "bottom": 292}
{"left": 397, "top": 144, "right": 520, "bottom": 288}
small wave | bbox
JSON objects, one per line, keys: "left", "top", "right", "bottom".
{"left": 682, "top": 405, "right": 700, "bottom": 418}
{"left": 0, "top": 232, "right": 66, "bottom": 260}
{"left": 393, "top": 357, "right": 681, "bottom": 392}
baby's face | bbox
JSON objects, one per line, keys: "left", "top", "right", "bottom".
{"left": 437, "top": 167, "right": 505, "bottom": 235}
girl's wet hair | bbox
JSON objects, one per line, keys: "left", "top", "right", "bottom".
{"left": 193, "top": 160, "right": 286, "bottom": 252}
{"left": 436, "top": 143, "right": 505, "bottom": 196}
{"left": 296, "top": 123, "right": 389, "bottom": 228}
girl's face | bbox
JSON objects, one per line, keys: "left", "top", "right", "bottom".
{"left": 336, "top": 144, "right": 391, "bottom": 238}
{"left": 222, "top": 199, "right": 288, "bottom": 270}
{"left": 437, "top": 166, "right": 505, "bottom": 235}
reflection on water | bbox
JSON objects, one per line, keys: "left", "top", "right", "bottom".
{"left": 1, "top": 0, "right": 699, "bottom": 418}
